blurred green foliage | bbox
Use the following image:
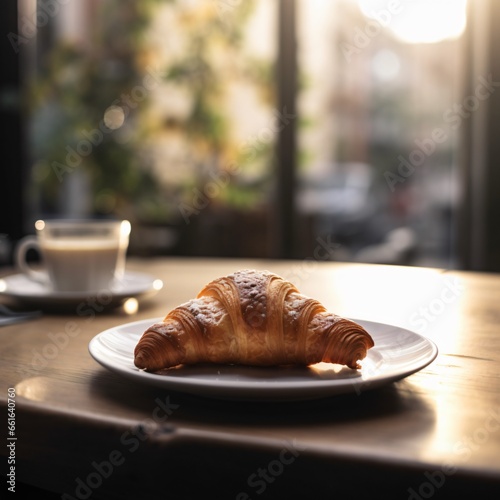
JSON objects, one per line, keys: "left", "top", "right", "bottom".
{"left": 28, "top": 0, "right": 274, "bottom": 229}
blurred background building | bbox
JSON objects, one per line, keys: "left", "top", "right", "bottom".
{"left": 1, "top": 0, "right": 499, "bottom": 271}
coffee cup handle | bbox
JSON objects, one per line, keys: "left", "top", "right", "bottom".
{"left": 15, "top": 236, "right": 50, "bottom": 286}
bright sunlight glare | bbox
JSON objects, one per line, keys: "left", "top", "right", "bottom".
{"left": 356, "top": 0, "right": 468, "bottom": 44}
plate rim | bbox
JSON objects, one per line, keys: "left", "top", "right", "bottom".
{"left": 88, "top": 317, "right": 439, "bottom": 401}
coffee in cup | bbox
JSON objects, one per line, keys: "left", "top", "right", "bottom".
{"left": 15, "top": 219, "right": 131, "bottom": 293}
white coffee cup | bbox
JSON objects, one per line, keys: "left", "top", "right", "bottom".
{"left": 15, "top": 219, "right": 131, "bottom": 293}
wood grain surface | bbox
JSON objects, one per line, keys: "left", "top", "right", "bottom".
{"left": 1, "top": 257, "right": 499, "bottom": 499}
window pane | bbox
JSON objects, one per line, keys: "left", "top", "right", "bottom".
{"left": 26, "top": 0, "right": 277, "bottom": 257}
{"left": 296, "top": 0, "right": 467, "bottom": 268}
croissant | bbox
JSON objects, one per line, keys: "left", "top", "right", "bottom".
{"left": 134, "top": 269, "right": 374, "bottom": 372}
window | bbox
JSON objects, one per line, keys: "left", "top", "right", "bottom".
{"left": 23, "top": 0, "right": 278, "bottom": 257}
{"left": 6, "top": 0, "right": 500, "bottom": 270}
{"left": 295, "top": 0, "right": 467, "bottom": 268}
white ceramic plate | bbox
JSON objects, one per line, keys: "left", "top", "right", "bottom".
{"left": 88, "top": 318, "right": 438, "bottom": 401}
{"left": 0, "top": 271, "right": 163, "bottom": 309}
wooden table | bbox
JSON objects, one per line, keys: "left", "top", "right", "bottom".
{"left": 1, "top": 257, "right": 500, "bottom": 499}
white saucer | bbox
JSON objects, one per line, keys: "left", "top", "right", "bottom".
{"left": 0, "top": 271, "right": 163, "bottom": 309}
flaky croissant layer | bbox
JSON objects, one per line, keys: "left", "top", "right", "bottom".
{"left": 134, "top": 269, "right": 374, "bottom": 372}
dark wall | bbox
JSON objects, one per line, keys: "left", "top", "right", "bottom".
{"left": 0, "top": 1, "right": 27, "bottom": 265}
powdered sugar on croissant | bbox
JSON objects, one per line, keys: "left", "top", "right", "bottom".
{"left": 134, "top": 269, "right": 374, "bottom": 372}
